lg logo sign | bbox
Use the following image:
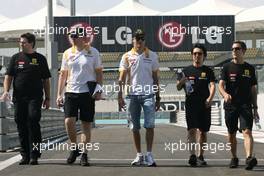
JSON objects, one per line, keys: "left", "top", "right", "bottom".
{"left": 158, "top": 22, "right": 185, "bottom": 48}
{"left": 158, "top": 22, "right": 231, "bottom": 49}
{"left": 102, "top": 27, "right": 132, "bottom": 45}
{"left": 68, "top": 22, "right": 231, "bottom": 48}
{"left": 69, "top": 24, "right": 132, "bottom": 45}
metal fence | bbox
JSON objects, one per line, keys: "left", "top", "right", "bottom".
{"left": 0, "top": 102, "right": 69, "bottom": 151}
{"left": 0, "top": 101, "right": 174, "bottom": 152}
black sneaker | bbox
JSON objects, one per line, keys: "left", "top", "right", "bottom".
{"left": 229, "top": 157, "right": 239, "bottom": 168}
{"left": 188, "top": 154, "right": 197, "bottom": 167}
{"left": 67, "top": 149, "right": 81, "bottom": 164}
{"left": 245, "top": 157, "right": 257, "bottom": 170}
{"left": 19, "top": 157, "right": 30, "bottom": 165}
{"left": 197, "top": 155, "right": 207, "bottom": 166}
{"left": 80, "top": 153, "right": 89, "bottom": 166}
{"left": 29, "top": 156, "right": 39, "bottom": 165}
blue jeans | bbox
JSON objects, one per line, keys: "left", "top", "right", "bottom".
{"left": 126, "top": 94, "right": 155, "bottom": 131}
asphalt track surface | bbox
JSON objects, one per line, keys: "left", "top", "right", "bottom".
{"left": 0, "top": 124, "right": 263, "bottom": 176}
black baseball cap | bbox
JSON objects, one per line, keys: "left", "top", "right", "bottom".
{"left": 133, "top": 29, "right": 145, "bottom": 41}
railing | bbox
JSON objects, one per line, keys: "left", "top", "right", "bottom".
{"left": 0, "top": 102, "right": 71, "bottom": 151}
{"left": 0, "top": 101, "right": 175, "bottom": 152}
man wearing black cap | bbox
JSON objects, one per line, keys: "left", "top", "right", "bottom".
{"left": 1, "top": 32, "right": 51, "bottom": 165}
{"left": 118, "top": 29, "right": 160, "bottom": 167}
{"left": 57, "top": 26, "right": 103, "bottom": 166}
{"left": 176, "top": 43, "right": 216, "bottom": 167}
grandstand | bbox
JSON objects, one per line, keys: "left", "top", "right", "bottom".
{"left": 244, "top": 48, "right": 260, "bottom": 59}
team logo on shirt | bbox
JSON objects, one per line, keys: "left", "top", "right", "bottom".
{"left": 143, "top": 58, "right": 152, "bottom": 63}
{"left": 68, "top": 54, "right": 75, "bottom": 60}
{"left": 188, "top": 76, "right": 195, "bottom": 84}
{"left": 30, "top": 58, "right": 39, "bottom": 65}
{"left": 18, "top": 61, "right": 25, "bottom": 69}
{"left": 69, "top": 54, "right": 81, "bottom": 62}
{"left": 199, "top": 72, "right": 207, "bottom": 80}
{"left": 229, "top": 73, "right": 237, "bottom": 82}
{"left": 242, "top": 69, "right": 251, "bottom": 78}
{"left": 84, "top": 53, "right": 93, "bottom": 57}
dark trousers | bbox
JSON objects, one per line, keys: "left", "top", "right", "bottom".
{"left": 13, "top": 97, "right": 42, "bottom": 159}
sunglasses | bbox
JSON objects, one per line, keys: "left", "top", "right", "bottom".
{"left": 193, "top": 52, "right": 203, "bottom": 56}
{"left": 135, "top": 37, "right": 145, "bottom": 41}
{"left": 70, "top": 34, "right": 79, "bottom": 39}
{"left": 232, "top": 47, "right": 242, "bottom": 51}
{"left": 19, "top": 41, "right": 28, "bottom": 44}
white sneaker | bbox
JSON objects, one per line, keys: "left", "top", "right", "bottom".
{"left": 131, "top": 155, "right": 144, "bottom": 166}
{"left": 145, "top": 153, "right": 157, "bottom": 167}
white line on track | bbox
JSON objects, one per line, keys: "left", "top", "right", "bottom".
{"left": 0, "top": 154, "right": 21, "bottom": 171}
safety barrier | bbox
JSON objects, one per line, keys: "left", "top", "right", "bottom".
{"left": 0, "top": 102, "right": 175, "bottom": 152}
{"left": 0, "top": 102, "right": 71, "bottom": 151}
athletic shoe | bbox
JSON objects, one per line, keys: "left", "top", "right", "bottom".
{"left": 67, "top": 149, "right": 81, "bottom": 164}
{"left": 80, "top": 153, "right": 89, "bottom": 166}
{"left": 19, "top": 157, "right": 30, "bottom": 165}
{"left": 29, "top": 156, "right": 39, "bottom": 165}
{"left": 197, "top": 155, "right": 207, "bottom": 166}
{"left": 188, "top": 154, "right": 197, "bottom": 167}
{"left": 131, "top": 154, "right": 144, "bottom": 166}
{"left": 245, "top": 157, "right": 257, "bottom": 170}
{"left": 229, "top": 157, "right": 239, "bottom": 168}
{"left": 145, "top": 153, "right": 157, "bottom": 167}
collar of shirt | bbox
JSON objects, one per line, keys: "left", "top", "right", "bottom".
{"left": 71, "top": 44, "right": 91, "bottom": 55}
{"left": 130, "top": 47, "right": 149, "bottom": 58}
{"left": 70, "top": 44, "right": 92, "bottom": 60}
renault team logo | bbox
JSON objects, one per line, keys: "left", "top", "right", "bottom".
{"left": 201, "top": 72, "right": 206, "bottom": 78}
{"left": 158, "top": 22, "right": 185, "bottom": 49}
{"left": 32, "top": 58, "right": 37, "bottom": 64}
{"left": 244, "top": 69, "right": 250, "bottom": 76}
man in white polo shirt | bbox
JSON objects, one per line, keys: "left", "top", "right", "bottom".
{"left": 56, "top": 26, "right": 103, "bottom": 166}
{"left": 118, "top": 29, "right": 160, "bottom": 167}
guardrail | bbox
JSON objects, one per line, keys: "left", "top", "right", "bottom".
{"left": 0, "top": 101, "right": 175, "bottom": 152}
{"left": 0, "top": 102, "right": 72, "bottom": 151}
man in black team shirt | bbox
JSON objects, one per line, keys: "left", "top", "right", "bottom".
{"left": 219, "top": 41, "right": 259, "bottom": 170}
{"left": 176, "top": 44, "right": 216, "bottom": 167}
{"left": 1, "top": 33, "right": 51, "bottom": 165}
